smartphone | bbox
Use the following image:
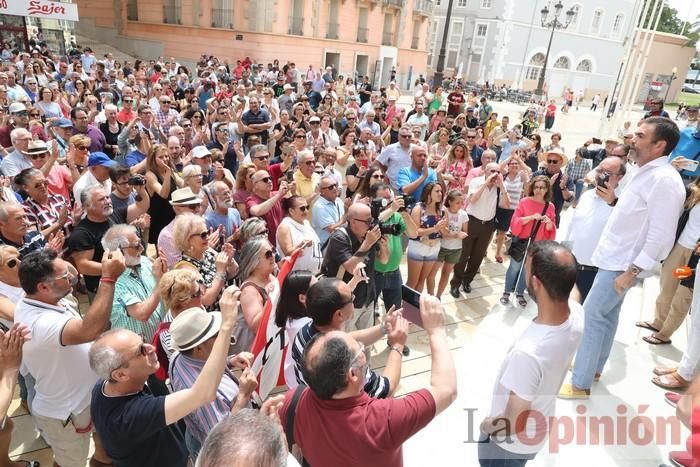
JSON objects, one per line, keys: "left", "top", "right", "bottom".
{"left": 684, "top": 160, "right": 700, "bottom": 171}
{"left": 360, "top": 159, "right": 368, "bottom": 169}
{"left": 401, "top": 284, "right": 424, "bottom": 328}
{"left": 286, "top": 171, "right": 294, "bottom": 182}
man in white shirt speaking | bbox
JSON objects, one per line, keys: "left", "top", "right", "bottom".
{"left": 560, "top": 117, "right": 686, "bottom": 399}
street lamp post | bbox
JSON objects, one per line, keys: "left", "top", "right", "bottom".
{"left": 534, "top": 1, "right": 575, "bottom": 98}
{"left": 664, "top": 66, "right": 678, "bottom": 103}
{"left": 433, "top": 0, "right": 455, "bottom": 90}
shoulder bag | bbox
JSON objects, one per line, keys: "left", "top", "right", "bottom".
{"left": 507, "top": 202, "right": 549, "bottom": 263}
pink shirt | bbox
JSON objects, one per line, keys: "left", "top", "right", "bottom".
{"left": 510, "top": 197, "right": 557, "bottom": 241}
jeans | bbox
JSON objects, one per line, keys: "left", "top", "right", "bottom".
{"left": 571, "top": 269, "right": 628, "bottom": 389}
{"left": 573, "top": 180, "right": 585, "bottom": 203}
{"left": 544, "top": 115, "right": 555, "bottom": 131}
{"left": 478, "top": 434, "right": 536, "bottom": 467}
{"left": 504, "top": 257, "right": 526, "bottom": 295}
{"left": 185, "top": 428, "right": 201, "bottom": 462}
{"left": 575, "top": 268, "right": 598, "bottom": 303}
{"left": 374, "top": 269, "right": 402, "bottom": 311}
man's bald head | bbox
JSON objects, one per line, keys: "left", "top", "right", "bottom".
{"left": 347, "top": 203, "right": 370, "bottom": 219}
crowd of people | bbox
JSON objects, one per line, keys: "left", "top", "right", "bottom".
{"left": 0, "top": 37, "right": 699, "bottom": 467}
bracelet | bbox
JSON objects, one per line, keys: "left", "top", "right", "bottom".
{"left": 100, "top": 277, "right": 116, "bottom": 284}
{"left": 390, "top": 346, "right": 403, "bottom": 358}
{"left": 380, "top": 321, "right": 387, "bottom": 336}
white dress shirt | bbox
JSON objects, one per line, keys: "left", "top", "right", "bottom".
{"left": 592, "top": 157, "right": 685, "bottom": 271}
{"left": 467, "top": 175, "right": 498, "bottom": 222}
{"left": 564, "top": 189, "right": 613, "bottom": 266}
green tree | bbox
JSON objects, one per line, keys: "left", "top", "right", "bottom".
{"left": 640, "top": 0, "right": 699, "bottom": 47}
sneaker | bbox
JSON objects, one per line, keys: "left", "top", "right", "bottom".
{"left": 558, "top": 383, "right": 590, "bottom": 400}
{"left": 402, "top": 346, "right": 411, "bottom": 357}
{"left": 450, "top": 286, "right": 460, "bottom": 298}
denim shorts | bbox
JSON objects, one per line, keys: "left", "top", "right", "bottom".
{"left": 407, "top": 239, "right": 440, "bottom": 261}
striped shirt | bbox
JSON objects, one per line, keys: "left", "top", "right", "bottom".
{"left": 111, "top": 256, "right": 166, "bottom": 342}
{"left": 503, "top": 174, "right": 525, "bottom": 207}
{"left": 566, "top": 158, "right": 592, "bottom": 182}
{"left": 169, "top": 352, "right": 246, "bottom": 444}
{"left": 292, "top": 322, "right": 390, "bottom": 399}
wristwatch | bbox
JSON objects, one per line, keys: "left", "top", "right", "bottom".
{"left": 628, "top": 265, "right": 643, "bottom": 276}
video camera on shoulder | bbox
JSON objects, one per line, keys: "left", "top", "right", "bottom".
{"left": 128, "top": 174, "right": 146, "bottom": 186}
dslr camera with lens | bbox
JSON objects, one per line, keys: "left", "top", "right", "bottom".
{"left": 127, "top": 175, "right": 146, "bottom": 186}
{"left": 370, "top": 198, "right": 402, "bottom": 236}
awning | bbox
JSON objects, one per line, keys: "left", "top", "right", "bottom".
{"left": 0, "top": 0, "right": 79, "bottom": 22}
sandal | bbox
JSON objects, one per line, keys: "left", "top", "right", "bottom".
{"left": 635, "top": 321, "right": 660, "bottom": 332}
{"left": 516, "top": 295, "right": 527, "bottom": 308}
{"left": 495, "top": 255, "right": 504, "bottom": 263}
{"left": 643, "top": 335, "right": 672, "bottom": 345}
{"left": 499, "top": 293, "right": 510, "bottom": 305}
{"left": 652, "top": 371, "right": 690, "bottom": 391}
{"left": 653, "top": 366, "right": 678, "bottom": 376}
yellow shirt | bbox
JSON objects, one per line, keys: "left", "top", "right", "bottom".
{"left": 293, "top": 170, "right": 320, "bottom": 220}
{"left": 484, "top": 121, "right": 500, "bottom": 139}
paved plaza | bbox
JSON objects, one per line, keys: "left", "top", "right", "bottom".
{"left": 7, "top": 99, "right": 682, "bottom": 467}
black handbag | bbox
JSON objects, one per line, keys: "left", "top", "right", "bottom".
{"left": 507, "top": 202, "right": 549, "bottom": 262}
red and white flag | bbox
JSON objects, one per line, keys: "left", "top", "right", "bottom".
{"left": 249, "top": 251, "right": 299, "bottom": 399}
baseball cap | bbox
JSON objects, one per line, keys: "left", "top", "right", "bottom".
{"left": 688, "top": 106, "right": 699, "bottom": 112}
{"left": 49, "top": 118, "right": 73, "bottom": 128}
{"left": 170, "top": 308, "right": 223, "bottom": 351}
{"left": 8, "top": 102, "right": 27, "bottom": 114}
{"left": 191, "top": 146, "right": 212, "bottom": 159}
{"left": 283, "top": 84, "right": 293, "bottom": 91}
{"left": 88, "top": 152, "right": 117, "bottom": 168}
{"left": 309, "top": 116, "right": 320, "bottom": 123}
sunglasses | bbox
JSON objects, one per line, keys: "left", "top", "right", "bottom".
{"left": 256, "top": 176, "right": 272, "bottom": 183}
{"left": 296, "top": 205, "right": 309, "bottom": 212}
{"left": 33, "top": 180, "right": 49, "bottom": 188}
{"left": 29, "top": 112, "right": 40, "bottom": 117}
{"left": 371, "top": 174, "right": 383, "bottom": 179}
{"left": 190, "top": 231, "right": 209, "bottom": 240}
{"left": 29, "top": 153, "right": 48, "bottom": 160}
{"left": 315, "top": 170, "right": 325, "bottom": 175}
{"left": 4, "top": 258, "right": 18, "bottom": 269}
{"left": 547, "top": 159, "right": 560, "bottom": 164}
{"left": 263, "top": 250, "right": 274, "bottom": 259}
{"left": 294, "top": 135, "right": 305, "bottom": 139}
{"left": 254, "top": 155, "right": 269, "bottom": 160}
{"left": 182, "top": 123, "right": 192, "bottom": 128}
{"left": 76, "top": 145, "right": 89, "bottom": 151}
{"left": 322, "top": 183, "right": 337, "bottom": 190}
{"left": 123, "top": 99, "right": 133, "bottom": 103}
{"left": 303, "top": 160, "right": 316, "bottom": 166}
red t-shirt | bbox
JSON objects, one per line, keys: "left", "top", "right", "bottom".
{"left": 268, "top": 163, "right": 285, "bottom": 191}
{"left": 245, "top": 192, "right": 284, "bottom": 245}
{"left": 546, "top": 104, "right": 557, "bottom": 117}
{"left": 280, "top": 388, "right": 436, "bottom": 467}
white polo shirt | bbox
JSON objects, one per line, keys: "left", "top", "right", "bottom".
{"left": 467, "top": 176, "right": 498, "bottom": 222}
{"left": 15, "top": 297, "right": 98, "bottom": 420}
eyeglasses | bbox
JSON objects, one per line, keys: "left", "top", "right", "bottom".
{"left": 123, "top": 99, "right": 133, "bottom": 103}
{"left": 399, "top": 134, "right": 411, "bottom": 138}
{"left": 121, "top": 241, "right": 143, "bottom": 251}
{"left": 347, "top": 117, "right": 356, "bottom": 121}
{"left": 255, "top": 176, "right": 272, "bottom": 184}
{"left": 49, "top": 268, "right": 72, "bottom": 282}
{"left": 190, "top": 231, "right": 209, "bottom": 240}
{"left": 33, "top": 180, "right": 49, "bottom": 188}
{"left": 76, "top": 145, "right": 89, "bottom": 151}
{"left": 303, "top": 160, "right": 315, "bottom": 166}
{"left": 546, "top": 159, "right": 561, "bottom": 164}
{"left": 254, "top": 155, "right": 269, "bottom": 160}
{"left": 263, "top": 250, "right": 274, "bottom": 259}
{"left": 29, "top": 153, "right": 48, "bottom": 160}
{"left": 321, "top": 184, "right": 337, "bottom": 190}
{"left": 371, "top": 174, "right": 383, "bottom": 180}
{"left": 294, "top": 135, "right": 305, "bottom": 139}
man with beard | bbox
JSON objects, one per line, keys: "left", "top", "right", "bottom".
{"left": 101, "top": 224, "right": 168, "bottom": 343}
{"left": 480, "top": 241, "right": 582, "bottom": 466}
{"left": 204, "top": 181, "right": 242, "bottom": 240}
{"left": 69, "top": 185, "right": 148, "bottom": 299}
{"left": 71, "top": 108, "right": 106, "bottom": 153}
{"left": 15, "top": 248, "right": 125, "bottom": 467}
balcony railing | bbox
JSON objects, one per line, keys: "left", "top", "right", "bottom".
{"left": 127, "top": 0, "right": 138, "bottom": 20}
{"left": 327, "top": 22, "right": 339, "bottom": 39}
{"left": 411, "top": 36, "right": 419, "bottom": 49}
{"left": 383, "top": 0, "right": 405, "bottom": 7}
{"left": 382, "top": 31, "right": 394, "bottom": 46}
{"left": 163, "top": 5, "right": 181, "bottom": 24}
{"left": 211, "top": 8, "right": 233, "bottom": 28}
{"left": 413, "top": 0, "right": 433, "bottom": 16}
{"left": 357, "top": 27, "right": 369, "bottom": 42}
{"left": 289, "top": 16, "right": 304, "bottom": 35}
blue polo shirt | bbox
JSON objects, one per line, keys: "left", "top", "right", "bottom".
{"left": 311, "top": 196, "right": 345, "bottom": 246}
{"left": 670, "top": 125, "right": 700, "bottom": 178}
{"left": 397, "top": 166, "right": 438, "bottom": 201}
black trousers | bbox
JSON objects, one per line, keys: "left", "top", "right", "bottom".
{"left": 450, "top": 216, "right": 495, "bottom": 288}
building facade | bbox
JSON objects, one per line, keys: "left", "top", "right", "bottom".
{"left": 428, "top": 0, "right": 637, "bottom": 99}
{"left": 74, "top": 0, "right": 434, "bottom": 88}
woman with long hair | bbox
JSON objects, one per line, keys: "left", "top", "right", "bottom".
{"left": 407, "top": 182, "right": 448, "bottom": 292}
{"left": 182, "top": 165, "right": 209, "bottom": 215}
{"left": 381, "top": 115, "right": 402, "bottom": 146}
{"left": 426, "top": 190, "right": 468, "bottom": 297}
{"left": 35, "top": 85, "right": 62, "bottom": 121}
{"left": 185, "top": 109, "right": 210, "bottom": 146}
{"left": 345, "top": 144, "right": 369, "bottom": 199}
{"left": 500, "top": 175, "right": 556, "bottom": 307}
{"left": 236, "top": 236, "right": 280, "bottom": 354}
{"left": 440, "top": 139, "right": 472, "bottom": 192}
{"left": 637, "top": 178, "right": 700, "bottom": 346}
{"left": 429, "top": 128, "right": 451, "bottom": 163}
{"left": 494, "top": 152, "right": 530, "bottom": 263}
{"left": 525, "top": 133, "right": 543, "bottom": 172}
{"left": 145, "top": 143, "right": 183, "bottom": 243}
{"left": 335, "top": 128, "right": 357, "bottom": 186}
{"left": 275, "top": 270, "right": 316, "bottom": 388}
{"left": 233, "top": 163, "right": 256, "bottom": 219}
{"left": 353, "top": 165, "right": 385, "bottom": 201}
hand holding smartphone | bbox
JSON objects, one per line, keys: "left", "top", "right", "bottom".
{"left": 401, "top": 284, "right": 424, "bottom": 328}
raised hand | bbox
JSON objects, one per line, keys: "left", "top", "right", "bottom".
{"left": 102, "top": 248, "right": 126, "bottom": 279}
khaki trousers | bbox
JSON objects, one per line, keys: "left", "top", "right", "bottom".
{"left": 653, "top": 243, "right": 694, "bottom": 340}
